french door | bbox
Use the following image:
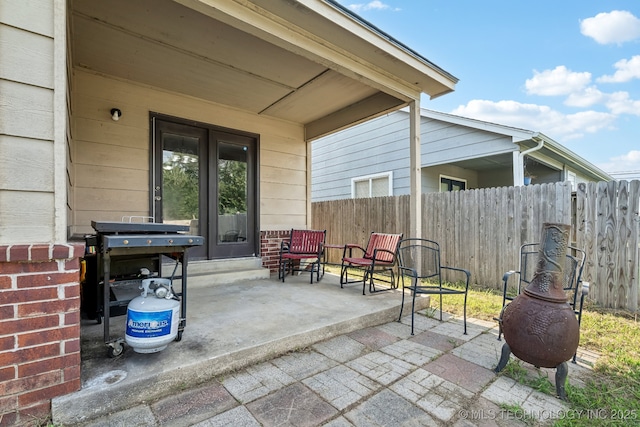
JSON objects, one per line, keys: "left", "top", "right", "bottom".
{"left": 152, "top": 116, "right": 257, "bottom": 259}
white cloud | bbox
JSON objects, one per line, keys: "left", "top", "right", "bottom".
{"left": 597, "top": 150, "right": 640, "bottom": 179}
{"left": 597, "top": 55, "right": 640, "bottom": 83}
{"left": 580, "top": 10, "right": 640, "bottom": 44}
{"left": 525, "top": 66, "right": 591, "bottom": 96}
{"left": 564, "top": 86, "right": 605, "bottom": 108}
{"left": 451, "top": 99, "right": 615, "bottom": 140}
{"left": 348, "top": 1, "right": 399, "bottom": 12}
{"left": 605, "top": 91, "right": 640, "bottom": 116}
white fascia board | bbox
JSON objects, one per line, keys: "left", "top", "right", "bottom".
{"left": 533, "top": 134, "right": 614, "bottom": 181}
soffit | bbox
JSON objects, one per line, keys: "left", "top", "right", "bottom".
{"left": 71, "top": 0, "right": 456, "bottom": 138}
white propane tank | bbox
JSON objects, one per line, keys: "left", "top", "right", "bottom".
{"left": 125, "top": 278, "right": 180, "bottom": 353}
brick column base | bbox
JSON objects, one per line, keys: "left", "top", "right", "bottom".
{"left": 260, "top": 230, "right": 290, "bottom": 273}
{"left": 0, "top": 243, "right": 84, "bottom": 426}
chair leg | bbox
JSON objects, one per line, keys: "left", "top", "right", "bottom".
{"left": 463, "top": 293, "right": 468, "bottom": 335}
{"left": 411, "top": 290, "right": 417, "bottom": 335}
{"left": 363, "top": 266, "right": 374, "bottom": 295}
{"left": 340, "top": 263, "right": 347, "bottom": 288}
{"left": 362, "top": 276, "right": 367, "bottom": 295}
{"left": 398, "top": 286, "right": 406, "bottom": 322}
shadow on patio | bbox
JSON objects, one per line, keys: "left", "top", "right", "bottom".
{"left": 53, "top": 272, "right": 428, "bottom": 424}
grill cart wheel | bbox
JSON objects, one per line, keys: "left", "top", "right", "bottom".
{"left": 107, "top": 339, "right": 125, "bottom": 358}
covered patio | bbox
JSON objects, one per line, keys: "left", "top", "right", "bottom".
{"left": 2, "top": 0, "right": 460, "bottom": 422}
{"left": 53, "top": 273, "right": 430, "bottom": 424}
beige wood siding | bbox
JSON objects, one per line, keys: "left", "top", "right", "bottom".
{"left": 71, "top": 70, "right": 308, "bottom": 235}
{"left": 0, "top": 1, "right": 58, "bottom": 244}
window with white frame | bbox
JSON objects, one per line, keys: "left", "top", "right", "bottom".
{"left": 351, "top": 172, "right": 393, "bottom": 198}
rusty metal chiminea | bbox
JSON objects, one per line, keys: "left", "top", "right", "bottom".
{"left": 494, "top": 222, "right": 580, "bottom": 400}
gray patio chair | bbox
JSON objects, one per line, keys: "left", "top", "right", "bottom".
{"left": 397, "top": 238, "right": 470, "bottom": 335}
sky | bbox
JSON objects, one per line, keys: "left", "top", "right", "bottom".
{"left": 335, "top": 0, "right": 640, "bottom": 181}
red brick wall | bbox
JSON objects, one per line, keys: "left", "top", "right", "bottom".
{"left": 0, "top": 243, "right": 84, "bottom": 426}
{"left": 260, "top": 230, "right": 290, "bottom": 273}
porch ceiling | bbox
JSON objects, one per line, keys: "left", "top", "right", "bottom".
{"left": 71, "top": 0, "right": 457, "bottom": 140}
{"left": 449, "top": 153, "right": 513, "bottom": 171}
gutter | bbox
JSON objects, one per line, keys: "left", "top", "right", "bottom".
{"left": 514, "top": 135, "right": 544, "bottom": 186}
{"left": 519, "top": 136, "right": 544, "bottom": 161}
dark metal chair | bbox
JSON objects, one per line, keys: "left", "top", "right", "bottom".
{"left": 397, "top": 238, "right": 470, "bottom": 335}
{"left": 340, "top": 232, "right": 403, "bottom": 295}
{"left": 496, "top": 242, "right": 588, "bottom": 362}
{"left": 278, "top": 229, "right": 326, "bottom": 284}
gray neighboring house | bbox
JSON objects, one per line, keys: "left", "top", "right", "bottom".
{"left": 311, "top": 108, "right": 613, "bottom": 201}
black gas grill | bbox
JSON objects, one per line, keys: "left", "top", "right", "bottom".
{"left": 83, "top": 221, "right": 203, "bottom": 357}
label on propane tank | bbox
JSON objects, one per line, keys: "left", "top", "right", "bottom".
{"left": 126, "top": 309, "right": 172, "bottom": 338}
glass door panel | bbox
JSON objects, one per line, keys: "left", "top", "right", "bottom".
{"left": 162, "top": 134, "right": 200, "bottom": 231}
{"left": 153, "top": 116, "right": 257, "bottom": 260}
{"left": 217, "top": 142, "right": 248, "bottom": 244}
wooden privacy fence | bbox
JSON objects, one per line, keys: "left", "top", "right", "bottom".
{"left": 575, "top": 180, "right": 639, "bottom": 312}
{"left": 312, "top": 180, "right": 640, "bottom": 312}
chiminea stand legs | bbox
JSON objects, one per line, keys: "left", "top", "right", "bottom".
{"left": 494, "top": 343, "right": 569, "bottom": 401}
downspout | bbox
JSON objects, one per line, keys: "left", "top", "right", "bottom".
{"left": 514, "top": 137, "right": 544, "bottom": 186}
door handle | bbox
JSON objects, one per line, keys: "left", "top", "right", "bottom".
{"left": 155, "top": 196, "right": 162, "bottom": 201}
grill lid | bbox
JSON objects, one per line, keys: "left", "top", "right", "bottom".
{"left": 91, "top": 221, "right": 189, "bottom": 235}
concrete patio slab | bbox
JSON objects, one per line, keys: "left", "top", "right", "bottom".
{"left": 52, "top": 273, "right": 423, "bottom": 425}
{"left": 53, "top": 273, "right": 600, "bottom": 427}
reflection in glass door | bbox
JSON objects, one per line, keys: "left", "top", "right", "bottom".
{"left": 152, "top": 116, "right": 257, "bottom": 260}
{"left": 154, "top": 120, "right": 206, "bottom": 258}
{"left": 162, "top": 136, "right": 200, "bottom": 227}
{"left": 217, "top": 142, "right": 247, "bottom": 244}
{"left": 209, "top": 131, "right": 256, "bottom": 259}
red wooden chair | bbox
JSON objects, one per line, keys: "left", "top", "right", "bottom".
{"left": 340, "top": 232, "right": 403, "bottom": 295}
{"left": 278, "top": 229, "right": 326, "bottom": 284}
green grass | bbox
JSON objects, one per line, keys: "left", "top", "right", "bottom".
{"left": 430, "top": 282, "right": 640, "bottom": 427}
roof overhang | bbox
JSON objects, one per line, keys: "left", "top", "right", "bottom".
{"left": 72, "top": 0, "right": 458, "bottom": 140}
{"left": 523, "top": 134, "right": 614, "bottom": 181}
{"left": 405, "top": 109, "right": 613, "bottom": 180}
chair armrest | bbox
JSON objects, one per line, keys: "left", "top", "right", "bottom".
{"left": 342, "top": 244, "right": 365, "bottom": 258}
{"left": 581, "top": 281, "right": 590, "bottom": 297}
{"left": 398, "top": 265, "right": 417, "bottom": 276}
{"left": 371, "top": 248, "right": 397, "bottom": 263}
{"left": 398, "top": 266, "right": 418, "bottom": 288}
{"left": 280, "top": 241, "right": 290, "bottom": 254}
{"left": 441, "top": 266, "right": 471, "bottom": 289}
{"left": 502, "top": 270, "right": 518, "bottom": 283}
{"left": 501, "top": 270, "right": 521, "bottom": 298}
